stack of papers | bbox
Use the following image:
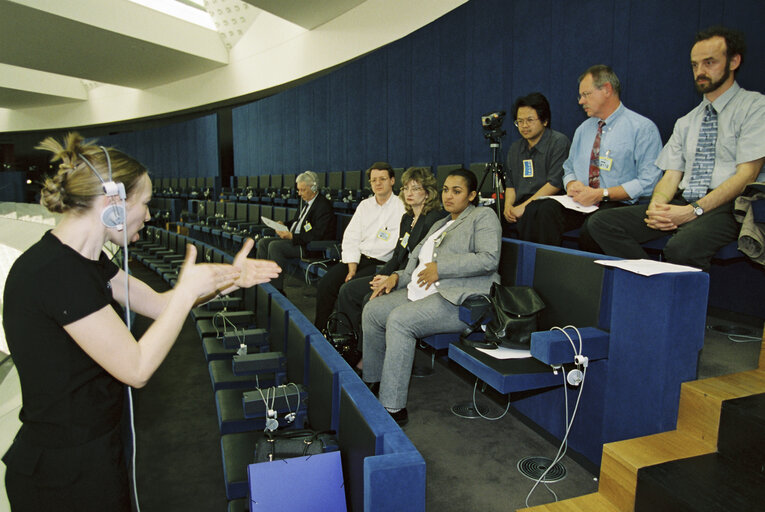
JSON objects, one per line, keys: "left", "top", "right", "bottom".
{"left": 595, "top": 259, "right": 702, "bottom": 276}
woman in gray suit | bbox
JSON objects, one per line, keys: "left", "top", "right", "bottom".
{"left": 361, "top": 168, "right": 502, "bottom": 425}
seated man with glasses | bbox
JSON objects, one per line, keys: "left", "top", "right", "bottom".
{"left": 520, "top": 65, "right": 663, "bottom": 249}
{"left": 503, "top": 92, "right": 571, "bottom": 240}
{"left": 314, "top": 162, "right": 405, "bottom": 331}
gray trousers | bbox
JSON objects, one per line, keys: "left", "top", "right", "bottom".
{"left": 256, "top": 237, "right": 300, "bottom": 290}
{"left": 362, "top": 289, "right": 468, "bottom": 409}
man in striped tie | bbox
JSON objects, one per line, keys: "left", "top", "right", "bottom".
{"left": 586, "top": 26, "right": 765, "bottom": 271}
{"left": 520, "top": 65, "right": 662, "bottom": 247}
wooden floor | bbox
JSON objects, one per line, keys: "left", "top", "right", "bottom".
{"left": 519, "top": 328, "right": 765, "bottom": 512}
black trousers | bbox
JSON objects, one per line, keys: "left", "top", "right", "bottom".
{"left": 336, "top": 274, "right": 376, "bottom": 351}
{"left": 3, "top": 425, "right": 131, "bottom": 512}
{"left": 314, "top": 255, "right": 383, "bottom": 331}
{"left": 585, "top": 196, "right": 738, "bottom": 271}
{"left": 521, "top": 198, "right": 626, "bottom": 251}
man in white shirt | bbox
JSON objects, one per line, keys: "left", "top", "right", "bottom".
{"left": 256, "top": 171, "right": 336, "bottom": 292}
{"left": 315, "top": 162, "right": 405, "bottom": 330}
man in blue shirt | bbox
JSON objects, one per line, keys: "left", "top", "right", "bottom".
{"left": 521, "top": 65, "right": 663, "bottom": 248}
{"left": 586, "top": 27, "right": 765, "bottom": 270}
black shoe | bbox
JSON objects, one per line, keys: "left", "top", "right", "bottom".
{"left": 365, "top": 381, "right": 380, "bottom": 396}
{"left": 388, "top": 408, "right": 408, "bottom": 427}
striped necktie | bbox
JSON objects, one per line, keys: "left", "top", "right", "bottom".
{"left": 588, "top": 120, "right": 605, "bottom": 188}
{"left": 683, "top": 104, "right": 718, "bottom": 202}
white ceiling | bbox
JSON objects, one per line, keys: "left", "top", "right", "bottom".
{"left": 0, "top": 0, "right": 364, "bottom": 110}
{"left": 0, "top": 0, "right": 467, "bottom": 132}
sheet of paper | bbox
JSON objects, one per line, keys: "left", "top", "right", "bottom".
{"left": 594, "top": 258, "right": 702, "bottom": 276}
{"left": 543, "top": 195, "right": 599, "bottom": 213}
{"left": 476, "top": 346, "right": 532, "bottom": 359}
{"left": 260, "top": 216, "right": 287, "bottom": 232}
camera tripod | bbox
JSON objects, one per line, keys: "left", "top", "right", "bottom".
{"left": 478, "top": 136, "right": 506, "bottom": 218}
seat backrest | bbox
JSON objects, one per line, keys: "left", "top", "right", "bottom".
{"left": 436, "top": 164, "right": 463, "bottom": 190}
{"left": 532, "top": 247, "right": 605, "bottom": 329}
{"left": 235, "top": 202, "right": 247, "bottom": 221}
{"left": 498, "top": 239, "right": 520, "bottom": 286}
{"left": 345, "top": 170, "right": 361, "bottom": 192}
{"left": 269, "top": 293, "right": 292, "bottom": 353}
{"left": 307, "top": 336, "right": 349, "bottom": 432}
{"left": 328, "top": 171, "right": 343, "bottom": 192}
{"left": 286, "top": 316, "right": 318, "bottom": 386}
{"left": 273, "top": 206, "right": 287, "bottom": 223}
{"left": 338, "top": 374, "right": 397, "bottom": 512}
{"left": 258, "top": 175, "right": 270, "bottom": 189}
{"left": 248, "top": 204, "right": 260, "bottom": 223}
{"left": 256, "top": 285, "right": 272, "bottom": 329}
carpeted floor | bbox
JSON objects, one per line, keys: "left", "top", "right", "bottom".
{"left": 131, "top": 262, "right": 763, "bottom": 511}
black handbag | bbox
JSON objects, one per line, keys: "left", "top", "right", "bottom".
{"left": 323, "top": 312, "right": 361, "bottom": 367}
{"left": 254, "top": 429, "right": 338, "bottom": 463}
{"left": 463, "top": 283, "right": 545, "bottom": 350}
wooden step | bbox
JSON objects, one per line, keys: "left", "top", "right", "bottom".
{"left": 518, "top": 330, "right": 765, "bottom": 511}
{"left": 598, "top": 430, "right": 714, "bottom": 511}
{"left": 518, "top": 492, "right": 619, "bottom": 511}
{"left": 677, "top": 369, "right": 765, "bottom": 445}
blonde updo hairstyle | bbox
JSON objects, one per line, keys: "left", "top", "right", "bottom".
{"left": 38, "top": 132, "right": 148, "bottom": 214}
{"left": 400, "top": 166, "right": 441, "bottom": 216}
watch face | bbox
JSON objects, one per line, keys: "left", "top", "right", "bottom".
{"left": 694, "top": 206, "right": 704, "bottom": 216}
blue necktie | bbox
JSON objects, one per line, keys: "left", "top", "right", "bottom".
{"left": 683, "top": 104, "right": 717, "bottom": 202}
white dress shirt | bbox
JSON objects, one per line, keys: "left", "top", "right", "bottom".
{"left": 341, "top": 193, "right": 406, "bottom": 263}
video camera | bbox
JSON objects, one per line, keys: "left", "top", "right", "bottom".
{"left": 481, "top": 111, "right": 506, "bottom": 145}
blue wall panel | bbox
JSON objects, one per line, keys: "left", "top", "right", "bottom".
{"left": 225, "top": 0, "right": 764, "bottom": 177}
{"left": 101, "top": 115, "right": 218, "bottom": 179}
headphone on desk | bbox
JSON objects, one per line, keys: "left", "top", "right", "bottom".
{"left": 79, "top": 146, "right": 127, "bottom": 230}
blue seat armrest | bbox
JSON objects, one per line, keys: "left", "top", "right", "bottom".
{"left": 306, "top": 240, "right": 341, "bottom": 259}
{"left": 530, "top": 327, "right": 609, "bottom": 365}
{"left": 458, "top": 296, "right": 491, "bottom": 325}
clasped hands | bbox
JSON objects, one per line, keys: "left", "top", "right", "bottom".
{"left": 177, "top": 238, "right": 281, "bottom": 301}
{"left": 644, "top": 202, "right": 696, "bottom": 231}
{"left": 369, "top": 262, "right": 439, "bottom": 300}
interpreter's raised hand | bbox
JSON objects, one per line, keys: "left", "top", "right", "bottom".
{"left": 229, "top": 238, "right": 282, "bottom": 289}
{"left": 370, "top": 273, "right": 398, "bottom": 299}
{"left": 416, "top": 262, "right": 439, "bottom": 290}
{"left": 176, "top": 244, "right": 241, "bottom": 301}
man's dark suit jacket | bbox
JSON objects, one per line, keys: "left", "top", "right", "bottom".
{"left": 291, "top": 193, "right": 337, "bottom": 248}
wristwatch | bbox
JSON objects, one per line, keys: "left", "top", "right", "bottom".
{"left": 690, "top": 201, "right": 704, "bottom": 216}
{"left": 601, "top": 188, "right": 609, "bottom": 201}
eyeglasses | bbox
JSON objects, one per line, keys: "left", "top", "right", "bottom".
{"left": 577, "top": 89, "right": 599, "bottom": 101}
{"left": 401, "top": 186, "right": 424, "bottom": 193}
{"left": 514, "top": 117, "right": 540, "bottom": 127}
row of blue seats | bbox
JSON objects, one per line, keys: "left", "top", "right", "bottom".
{"left": 131, "top": 229, "right": 425, "bottom": 511}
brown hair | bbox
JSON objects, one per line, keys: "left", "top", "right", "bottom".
{"left": 38, "top": 132, "right": 148, "bottom": 214}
